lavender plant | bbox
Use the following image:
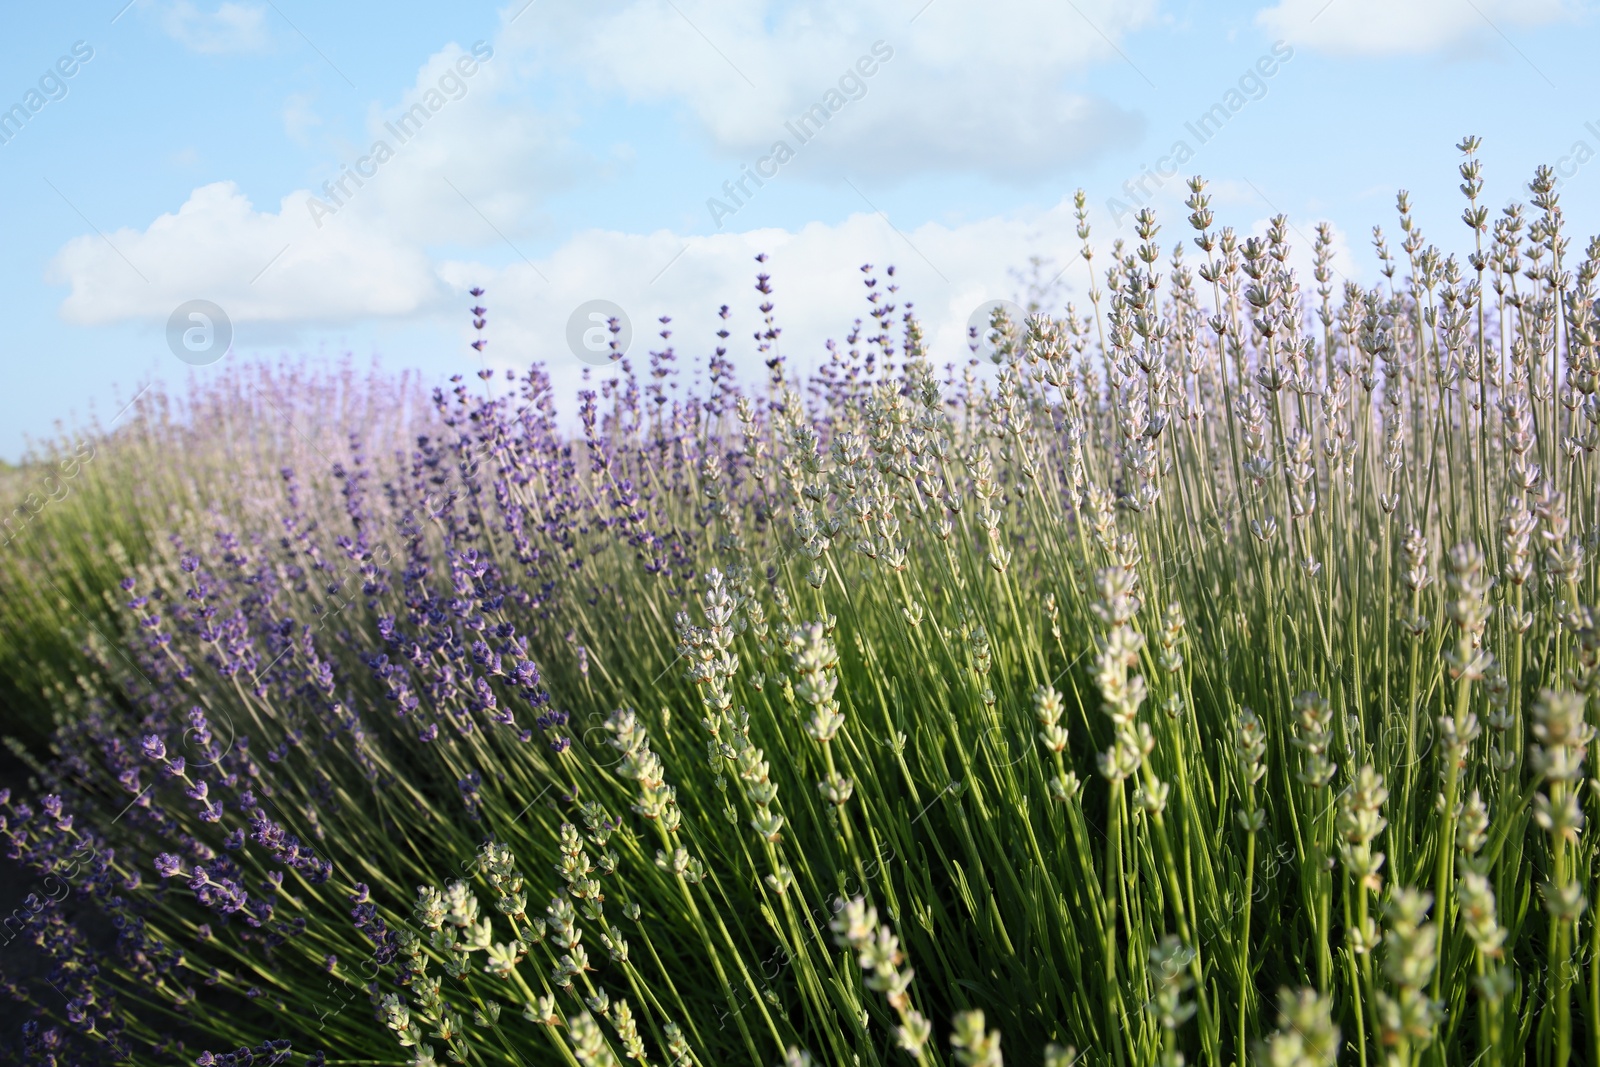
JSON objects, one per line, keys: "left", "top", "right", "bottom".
{"left": 0, "top": 144, "right": 1597, "bottom": 1067}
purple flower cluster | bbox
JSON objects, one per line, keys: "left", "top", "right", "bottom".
{"left": 0, "top": 271, "right": 895, "bottom": 1063}
{"left": 0, "top": 789, "right": 150, "bottom": 1066}
{"left": 247, "top": 806, "right": 332, "bottom": 885}
{"left": 194, "top": 1037, "right": 294, "bottom": 1065}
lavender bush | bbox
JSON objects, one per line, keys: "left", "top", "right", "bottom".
{"left": 0, "top": 362, "right": 427, "bottom": 749}
{"left": 1, "top": 143, "right": 1597, "bottom": 1067}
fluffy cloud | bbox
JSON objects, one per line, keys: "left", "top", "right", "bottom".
{"left": 162, "top": 2, "right": 271, "bottom": 55}
{"left": 49, "top": 1, "right": 1160, "bottom": 335}
{"left": 48, "top": 181, "right": 1361, "bottom": 422}
{"left": 47, "top": 181, "right": 440, "bottom": 326}
{"left": 49, "top": 176, "right": 1358, "bottom": 404}
{"left": 324, "top": 41, "right": 576, "bottom": 248}
{"left": 507, "top": 0, "right": 1154, "bottom": 182}
{"left": 54, "top": 0, "right": 1364, "bottom": 394}
{"left": 1255, "top": 0, "right": 1576, "bottom": 56}
{"left": 48, "top": 177, "right": 1087, "bottom": 369}
{"left": 48, "top": 38, "right": 575, "bottom": 328}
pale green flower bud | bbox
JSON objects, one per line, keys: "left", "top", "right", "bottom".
{"left": 1044, "top": 1044, "right": 1079, "bottom": 1067}
{"left": 568, "top": 1011, "right": 621, "bottom": 1067}
{"left": 524, "top": 994, "right": 560, "bottom": 1026}
{"left": 414, "top": 886, "right": 447, "bottom": 930}
{"left": 897, "top": 1010, "right": 933, "bottom": 1054}
{"left": 950, "top": 1009, "right": 1003, "bottom": 1067}
{"left": 1258, "top": 987, "right": 1339, "bottom": 1067}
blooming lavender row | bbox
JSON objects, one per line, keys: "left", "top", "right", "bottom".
{"left": 0, "top": 145, "right": 1597, "bottom": 1067}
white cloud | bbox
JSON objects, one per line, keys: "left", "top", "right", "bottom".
{"left": 47, "top": 181, "right": 440, "bottom": 327}
{"left": 506, "top": 0, "right": 1155, "bottom": 182}
{"left": 1255, "top": 0, "right": 1576, "bottom": 56}
{"left": 48, "top": 183, "right": 1092, "bottom": 377}
{"left": 325, "top": 41, "right": 577, "bottom": 247}
{"left": 49, "top": 3, "right": 1164, "bottom": 336}
{"left": 53, "top": 1, "right": 1367, "bottom": 394}
{"left": 48, "top": 38, "right": 577, "bottom": 328}
{"left": 47, "top": 176, "right": 1082, "bottom": 354}
{"left": 47, "top": 180, "right": 1361, "bottom": 413}
{"left": 162, "top": 2, "right": 271, "bottom": 55}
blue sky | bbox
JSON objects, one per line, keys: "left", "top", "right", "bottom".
{"left": 2, "top": 0, "right": 1598, "bottom": 458}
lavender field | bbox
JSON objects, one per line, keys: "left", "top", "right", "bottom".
{"left": 1, "top": 149, "right": 1598, "bottom": 1067}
